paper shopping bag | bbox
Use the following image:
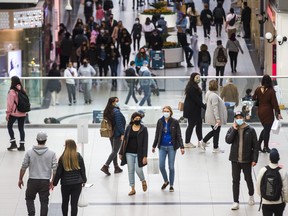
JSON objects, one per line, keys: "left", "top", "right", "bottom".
{"left": 147, "top": 157, "right": 159, "bottom": 174}
{"left": 271, "top": 119, "right": 281, "bottom": 135}
{"left": 78, "top": 188, "right": 89, "bottom": 207}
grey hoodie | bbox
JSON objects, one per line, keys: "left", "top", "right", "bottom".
{"left": 21, "top": 145, "right": 57, "bottom": 180}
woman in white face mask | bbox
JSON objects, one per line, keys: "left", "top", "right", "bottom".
{"left": 152, "top": 106, "right": 185, "bottom": 192}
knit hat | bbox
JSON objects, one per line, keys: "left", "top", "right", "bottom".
{"left": 270, "top": 148, "right": 280, "bottom": 164}
{"left": 37, "top": 132, "right": 48, "bottom": 141}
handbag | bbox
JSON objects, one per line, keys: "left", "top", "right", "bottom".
{"left": 147, "top": 156, "right": 159, "bottom": 174}
{"left": 271, "top": 119, "right": 281, "bottom": 135}
{"left": 178, "top": 101, "right": 184, "bottom": 111}
{"left": 78, "top": 188, "right": 89, "bottom": 207}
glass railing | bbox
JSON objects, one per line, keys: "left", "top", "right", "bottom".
{"left": 0, "top": 76, "right": 287, "bottom": 125}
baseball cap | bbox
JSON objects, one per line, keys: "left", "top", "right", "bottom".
{"left": 234, "top": 111, "right": 244, "bottom": 118}
{"left": 37, "top": 132, "right": 48, "bottom": 141}
{"left": 270, "top": 148, "right": 280, "bottom": 164}
{"left": 143, "top": 60, "right": 148, "bottom": 65}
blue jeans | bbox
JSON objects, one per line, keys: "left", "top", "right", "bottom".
{"left": 199, "top": 62, "right": 209, "bottom": 91}
{"left": 159, "top": 146, "right": 176, "bottom": 186}
{"left": 126, "top": 153, "right": 145, "bottom": 187}
{"left": 139, "top": 85, "right": 152, "bottom": 106}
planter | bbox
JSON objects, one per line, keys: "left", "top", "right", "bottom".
{"left": 163, "top": 47, "right": 184, "bottom": 68}
{"left": 138, "top": 13, "right": 177, "bottom": 29}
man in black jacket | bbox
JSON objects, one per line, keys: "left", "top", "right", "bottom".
{"left": 241, "top": 2, "right": 251, "bottom": 39}
{"left": 225, "top": 111, "right": 259, "bottom": 211}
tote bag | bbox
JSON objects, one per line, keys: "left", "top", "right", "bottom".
{"left": 271, "top": 119, "right": 281, "bottom": 135}
{"left": 78, "top": 188, "right": 89, "bottom": 207}
{"left": 147, "top": 156, "right": 159, "bottom": 174}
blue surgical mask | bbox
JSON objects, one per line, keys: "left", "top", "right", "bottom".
{"left": 163, "top": 112, "right": 170, "bottom": 119}
{"left": 235, "top": 119, "right": 244, "bottom": 125}
{"left": 115, "top": 102, "right": 120, "bottom": 107}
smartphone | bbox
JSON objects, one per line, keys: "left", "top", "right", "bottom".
{"left": 213, "top": 123, "right": 219, "bottom": 130}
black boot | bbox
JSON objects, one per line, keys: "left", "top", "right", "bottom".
{"left": 17, "top": 141, "right": 25, "bottom": 151}
{"left": 7, "top": 139, "right": 17, "bottom": 151}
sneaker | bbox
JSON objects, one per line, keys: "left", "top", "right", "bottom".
{"left": 100, "top": 165, "right": 111, "bottom": 175}
{"left": 231, "top": 202, "right": 239, "bottom": 210}
{"left": 161, "top": 181, "right": 169, "bottom": 190}
{"left": 184, "top": 142, "right": 196, "bottom": 148}
{"left": 212, "top": 148, "right": 224, "bottom": 153}
{"left": 114, "top": 166, "right": 123, "bottom": 173}
{"left": 200, "top": 140, "right": 207, "bottom": 151}
{"left": 248, "top": 195, "right": 255, "bottom": 206}
{"left": 123, "top": 104, "right": 129, "bottom": 108}
{"left": 169, "top": 186, "right": 174, "bottom": 192}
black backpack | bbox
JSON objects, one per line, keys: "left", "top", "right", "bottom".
{"left": 15, "top": 90, "right": 31, "bottom": 113}
{"left": 260, "top": 166, "right": 282, "bottom": 201}
{"left": 125, "top": 68, "right": 136, "bottom": 84}
{"left": 228, "top": 14, "right": 236, "bottom": 26}
{"left": 214, "top": 8, "right": 223, "bottom": 20}
{"left": 103, "top": 0, "right": 113, "bottom": 11}
{"left": 217, "top": 48, "right": 227, "bottom": 63}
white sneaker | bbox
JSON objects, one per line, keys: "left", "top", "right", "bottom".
{"left": 248, "top": 195, "right": 255, "bottom": 206}
{"left": 231, "top": 202, "right": 239, "bottom": 210}
{"left": 200, "top": 140, "right": 206, "bottom": 151}
{"left": 123, "top": 104, "right": 129, "bottom": 108}
{"left": 212, "top": 148, "right": 224, "bottom": 153}
{"left": 184, "top": 143, "right": 196, "bottom": 148}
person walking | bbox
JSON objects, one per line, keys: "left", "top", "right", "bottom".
{"left": 256, "top": 148, "right": 288, "bottom": 216}
{"left": 120, "top": 28, "right": 132, "bottom": 69}
{"left": 142, "top": 17, "right": 155, "bottom": 47}
{"left": 252, "top": 75, "right": 282, "bottom": 153}
{"left": 200, "top": 3, "right": 213, "bottom": 39}
{"left": 201, "top": 80, "right": 227, "bottom": 153}
{"left": 186, "top": 2, "right": 199, "bottom": 35}
{"left": 60, "top": 32, "right": 73, "bottom": 70}
{"left": 152, "top": 106, "right": 185, "bottom": 192}
{"left": 213, "top": 2, "right": 226, "bottom": 37}
{"left": 119, "top": 112, "right": 148, "bottom": 196}
{"left": 213, "top": 40, "right": 227, "bottom": 86}
{"left": 77, "top": 58, "right": 96, "bottom": 104}
{"left": 138, "top": 60, "right": 157, "bottom": 106}
{"left": 241, "top": 2, "right": 251, "bottom": 39}
{"left": 220, "top": 78, "right": 239, "bottom": 109}
{"left": 198, "top": 43, "right": 211, "bottom": 91}
{"left": 225, "top": 111, "right": 259, "bottom": 210}
{"left": 226, "top": 33, "right": 243, "bottom": 73}
{"left": 6, "top": 76, "right": 28, "bottom": 151}
{"left": 101, "top": 97, "right": 126, "bottom": 175}
{"left": 47, "top": 62, "right": 61, "bottom": 106}
{"left": 64, "top": 62, "right": 78, "bottom": 106}
{"left": 53, "top": 139, "right": 87, "bottom": 216}
{"left": 225, "top": 8, "right": 238, "bottom": 39}
{"left": 183, "top": 73, "right": 206, "bottom": 148}
{"left": 18, "top": 132, "right": 57, "bottom": 216}
{"left": 135, "top": 47, "right": 149, "bottom": 73}
{"left": 131, "top": 18, "right": 142, "bottom": 54}
{"left": 107, "top": 43, "right": 120, "bottom": 88}
{"left": 124, "top": 61, "right": 138, "bottom": 106}
{"left": 190, "top": 34, "right": 199, "bottom": 71}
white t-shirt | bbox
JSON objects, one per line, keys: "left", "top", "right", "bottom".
{"left": 64, "top": 67, "right": 78, "bottom": 84}
{"left": 226, "top": 13, "right": 237, "bottom": 30}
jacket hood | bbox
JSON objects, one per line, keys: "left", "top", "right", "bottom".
{"left": 32, "top": 145, "right": 49, "bottom": 155}
{"left": 140, "top": 66, "right": 149, "bottom": 72}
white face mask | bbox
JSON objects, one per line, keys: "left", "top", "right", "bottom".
{"left": 163, "top": 112, "right": 170, "bottom": 119}
{"left": 135, "top": 20, "right": 139, "bottom": 24}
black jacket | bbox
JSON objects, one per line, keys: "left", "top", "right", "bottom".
{"left": 119, "top": 124, "right": 148, "bottom": 167}
{"left": 225, "top": 124, "right": 259, "bottom": 163}
{"left": 53, "top": 153, "right": 87, "bottom": 186}
{"left": 153, "top": 117, "right": 184, "bottom": 151}
{"left": 183, "top": 85, "right": 206, "bottom": 120}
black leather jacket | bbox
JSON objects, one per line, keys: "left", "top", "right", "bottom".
{"left": 225, "top": 124, "right": 259, "bottom": 163}
{"left": 153, "top": 117, "right": 184, "bottom": 150}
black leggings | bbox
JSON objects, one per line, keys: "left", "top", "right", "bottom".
{"left": 61, "top": 183, "right": 82, "bottom": 216}
{"left": 185, "top": 118, "right": 202, "bottom": 143}
{"left": 7, "top": 115, "right": 25, "bottom": 141}
{"left": 203, "top": 125, "right": 221, "bottom": 149}
{"left": 133, "top": 36, "right": 141, "bottom": 52}
{"left": 258, "top": 123, "right": 272, "bottom": 149}
{"left": 228, "top": 51, "right": 238, "bottom": 72}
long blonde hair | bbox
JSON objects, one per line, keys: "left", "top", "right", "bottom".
{"left": 61, "top": 139, "right": 80, "bottom": 171}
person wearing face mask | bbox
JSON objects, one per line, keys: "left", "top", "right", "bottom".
{"left": 183, "top": 73, "right": 206, "bottom": 148}
{"left": 64, "top": 62, "right": 78, "bottom": 106}
{"left": 96, "top": 43, "right": 109, "bottom": 77}
{"left": 135, "top": 47, "right": 149, "bottom": 74}
{"left": 119, "top": 112, "right": 148, "bottom": 196}
{"left": 77, "top": 58, "right": 96, "bottom": 104}
{"left": 131, "top": 18, "right": 142, "bottom": 53}
{"left": 101, "top": 97, "right": 126, "bottom": 175}
{"left": 120, "top": 28, "right": 132, "bottom": 69}
{"left": 107, "top": 43, "right": 120, "bottom": 88}
{"left": 225, "top": 111, "right": 259, "bottom": 210}
{"left": 106, "top": 14, "right": 118, "bottom": 35}
{"left": 152, "top": 106, "right": 185, "bottom": 192}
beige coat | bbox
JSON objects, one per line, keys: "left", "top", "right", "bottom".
{"left": 220, "top": 83, "right": 239, "bottom": 106}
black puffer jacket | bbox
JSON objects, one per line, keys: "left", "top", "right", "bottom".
{"left": 225, "top": 124, "right": 259, "bottom": 163}
{"left": 53, "top": 153, "right": 87, "bottom": 186}
{"left": 153, "top": 117, "right": 184, "bottom": 151}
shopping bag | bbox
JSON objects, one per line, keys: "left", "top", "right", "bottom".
{"left": 147, "top": 157, "right": 159, "bottom": 174}
{"left": 78, "top": 188, "right": 89, "bottom": 207}
{"left": 178, "top": 101, "right": 184, "bottom": 111}
{"left": 271, "top": 119, "right": 281, "bottom": 134}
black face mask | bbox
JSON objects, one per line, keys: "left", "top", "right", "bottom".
{"left": 83, "top": 62, "right": 88, "bottom": 67}
{"left": 134, "top": 120, "right": 141, "bottom": 125}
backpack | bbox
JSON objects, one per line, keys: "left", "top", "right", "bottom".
{"left": 228, "top": 14, "right": 236, "bottom": 26}
{"left": 201, "top": 51, "right": 209, "bottom": 63}
{"left": 103, "top": 0, "right": 113, "bottom": 11}
{"left": 125, "top": 68, "right": 136, "bottom": 84}
{"left": 100, "top": 119, "right": 113, "bottom": 138}
{"left": 260, "top": 166, "right": 282, "bottom": 201}
{"left": 214, "top": 8, "right": 223, "bottom": 20}
{"left": 217, "top": 48, "right": 227, "bottom": 63}
{"left": 14, "top": 90, "right": 31, "bottom": 113}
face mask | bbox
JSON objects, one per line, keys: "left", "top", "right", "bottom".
{"left": 135, "top": 21, "right": 139, "bottom": 24}
{"left": 134, "top": 120, "right": 141, "bottom": 125}
{"left": 83, "top": 62, "right": 88, "bottom": 66}
{"left": 111, "top": 46, "right": 114, "bottom": 49}
{"left": 101, "top": 46, "right": 105, "bottom": 49}
{"left": 235, "top": 119, "right": 244, "bottom": 126}
{"left": 100, "top": 30, "right": 104, "bottom": 34}
{"left": 115, "top": 102, "right": 120, "bottom": 107}
{"left": 163, "top": 112, "right": 170, "bottom": 118}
